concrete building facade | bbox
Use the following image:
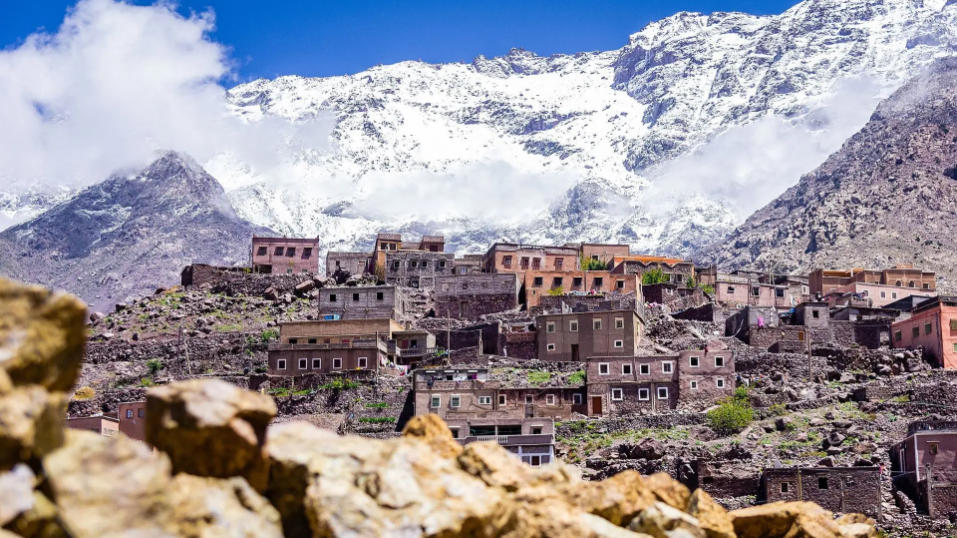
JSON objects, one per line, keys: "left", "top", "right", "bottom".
{"left": 537, "top": 310, "right": 644, "bottom": 361}
{"left": 252, "top": 236, "right": 320, "bottom": 274}
{"left": 318, "top": 286, "right": 409, "bottom": 321}
{"left": 384, "top": 250, "right": 455, "bottom": 288}
{"left": 435, "top": 274, "right": 521, "bottom": 320}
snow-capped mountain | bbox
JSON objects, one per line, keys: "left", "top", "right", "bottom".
{"left": 212, "top": 0, "right": 957, "bottom": 257}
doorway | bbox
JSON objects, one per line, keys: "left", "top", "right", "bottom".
{"left": 592, "top": 396, "right": 603, "bottom": 415}
{"left": 571, "top": 344, "right": 579, "bottom": 361}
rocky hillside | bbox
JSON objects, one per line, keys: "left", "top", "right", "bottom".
{"left": 0, "top": 152, "right": 270, "bottom": 312}
{"left": 709, "top": 58, "right": 957, "bottom": 287}
{"left": 0, "top": 276, "right": 882, "bottom": 538}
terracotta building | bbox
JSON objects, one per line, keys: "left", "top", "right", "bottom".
{"left": 66, "top": 415, "right": 119, "bottom": 437}
{"left": 267, "top": 338, "right": 390, "bottom": 375}
{"left": 610, "top": 255, "right": 695, "bottom": 284}
{"left": 762, "top": 467, "right": 881, "bottom": 521}
{"left": 584, "top": 349, "right": 734, "bottom": 416}
{"left": 252, "top": 236, "right": 320, "bottom": 274}
{"left": 580, "top": 243, "right": 630, "bottom": 267}
{"left": 318, "top": 286, "right": 409, "bottom": 321}
{"left": 700, "top": 269, "right": 807, "bottom": 310}
{"left": 891, "top": 296, "right": 957, "bottom": 369}
{"left": 435, "top": 274, "right": 521, "bottom": 320}
{"left": 384, "top": 250, "right": 455, "bottom": 288}
{"left": 536, "top": 309, "right": 645, "bottom": 361}
{"left": 810, "top": 266, "right": 937, "bottom": 308}
{"left": 482, "top": 243, "right": 579, "bottom": 275}
{"left": 522, "top": 270, "right": 641, "bottom": 309}
{"left": 371, "top": 233, "right": 445, "bottom": 275}
{"left": 118, "top": 401, "right": 147, "bottom": 442}
{"left": 891, "top": 420, "right": 957, "bottom": 518}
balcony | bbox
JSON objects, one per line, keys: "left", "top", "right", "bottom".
{"left": 414, "top": 379, "right": 500, "bottom": 391}
{"left": 389, "top": 344, "right": 441, "bottom": 358}
{"left": 269, "top": 339, "right": 385, "bottom": 352}
{"left": 456, "top": 433, "right": 554, "bottom": 446}
{"left": 907, "top": 420, "right": 957, "bottom": 435}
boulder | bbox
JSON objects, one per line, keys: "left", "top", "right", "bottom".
{"left": 263, "top": 287, "right": 278, "bottom": 301}
{"left": 293, "top": 280, "right": 315, "bottom": 296}
{"left": 145, "top": 379, "right": 276, "bottom": 492}
{"left": 687, "top": 489, "right": 735, "bottom": 538}
{"left": 0, "top": 464, "right": 35, "bottom": 526}
{"left": 644, "top": 473, "right": 690, "bottom": 511}
{"left": 817, "top": 456, "right": 836, "bottom": 467}
{"left": 775, "top": 417, "right": 793, "bottom": 431}
{"left": 730, "top": 501, "right": 844, "bottom": 538}
{"left": 0, "top": 386, "right": 66, "bottom": 470}
{"left": 403, "top": 413, "right": 464, "bottom": 459}
{"left": 0, "top": 278, "right": 86, "bottom": 392}
{"left": 573, "top": 470, "right": 656, "bottom": 526}
{"left": 628, "top": 501, "right": 705, "bottom": 538}
{"left": 620, "top": 438, "right": 666, "bottom": 460}
{"left": 43, "top": 430, "right": 283, "bottom": 538}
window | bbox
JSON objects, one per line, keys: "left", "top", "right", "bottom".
{"left": 614, "top": 340, "right": 624, "bottom": 348}
{"left": 352, "top": 293, "right": 359, "bottom": 302}
{"left": 716, "top": 378, "right": 725, "bottom": 388}
{"left": 953, "top": 343, "right": 957, "bottom": 353}
{"left": 422, "top": 261, "right": 428, "bottom": 268}
{"left": 714, "top": 356, "right": 725, "bottom": 368}
{"left": 329, "top": 293, "right": 337, "bottom": 302}
{"left": 546, "top": 343, "right": 556, "bottom": 352}
{"left": 862, "top": 290, "right": 869, "bottom": 297}
{"left": 439, "top": 260, "right": 446, "bottom": 268}
{"left": 286, "top": 247, "right": 296, "bottom": 257}
{"left": 573, "top": 394, "right": 582, "bottom": 405}
{"left": 925, "top": 322, "right": 933, "bottom": 335}
{"left": 286, "top": 268, "right": 293, "bottom": 274}
{"left": 302, "top": 247, "right": 312, "bottom": 258}
{"left": 812, "top": 310, "right": 820, "bottom": 319}
{"left": 689, "top": 356, "right": 700, "bottom": 368}
{"left": 358, "top": 357, "right": 368, "bottom": 368}
{"left": 312, "top": 358, "right": 321, "bottom": 369}
{"left": 126, "top": 409, "right": 133, "bottom": 419}
{"left": 781, "top": 483, "right": 789, "bottom": 493}
{"left": 662, "top": 362, "right": 673, "bottom": 374}
{"left": 530, "top": 455, "right": 542, "bottom": 467}
{"left": 534, "top": 277, "right": 543, "bottom": 287}
{"left": 410, "top": 261, "right": 418, "bottom": 268}
{"left": 930, "top": 442, "right": 939, "bottom": 455}
{"left": 622, "top": 364, "right": 632, "bottom": 375}
{"left": 277, "top": 359, "right": 287, "bottom": 370}
{"left": 611, "top": 388, "right": 624, "bottom": 401}
{"left": 913, "top": 326, "right": 920, "bottom": 339}
{"left": 615, "top": 318, "right": 624, "bottom": 329}
{"left": 895, "top": 330, "right": 902, "bottom": 342}
{"left": 593, "top": 319, "right": 602, "bottom": 330}
{"left": 298, "top": 358, "right": 307, "bottom": 370}
{"left": 333, "top": 358, "right": 342, "bottom": 369}
{"left": 924, "top": 283, "right": 931, "bottom": 290}
{"left": 593, "top": 277, "right": 603, "bottom": 289}
{"left": 478, "top": 396, "right": 492, "bottom": 405}
{"left": 727, "top": 286, "right": 736, "bottom": 294}
{"left": 525, "top": 395, "right": 533, "bottom": 404}
{"left": 430, "top": 396, "right": 441, "bottom": 408}
{"left": 256, "top": 246, "right": 267, "bottom": 256}
{"left": 896, "top": 280, "right": 902, "bottom": 287}
{"left": 503, "top": 256, "right": 512, "bottom": 268}
{"left": 751, "top": 287, "right": 760, "bottom": 297}
{"left": 892, "top": 292, "right": 898, "bottom": 299}
{"left": 289, "top": 338, "right": 298, "bottom": 344}
{"left": 532, "top": 258, "right": 541, "bottom": 270}
{"left": 638, "top": 388, "right": 650, "bottom": 400}
{"left": 599, "top": 363, "right": 610, "bottom": 375}
{"left": 555, "top": 258, "right": 564, "bottom": 270}
{"left": 690, "top": 380, "right": 698, "bottom": 390}
{"left": 573, "top": 277, "right": 583, "bottom": 288}
{"left": 553, "top": 277, "right": 563, "bottom": 288}
{"left": 521, "top": 257, "right": 530, "bottom": 269}
{"left": 880, "top": 291, "right": 886, "bottom": 298}
{"left": 450, "top": 395, "right": 461, "bottom": 408}
{"left": 569, "top": 321, "right": 578, "bottom": 332}
{"left": 591, "top": 255, "right": 599, "bottom": 261}
{"left": 657, "top": 387, "right": 669, "bottom": 400}
{"left": 639, "top": 364, "right": 650, "bottom": 375}
{"left": 274, "top": 246, "right": 284, "bottom": 255}
{"left": 138, "top": 408, "right": 145, "bottom": 418}
{"left": 546, "top": 322, "right": 556, "bottom": 333}
{"left": 499, "top": 394, "right": 506, "bottom": 405}
{"left": 450, "top": 428, "right": 459, "bottom": 439}
{"left": 546, "top": 394, "right": 556, "bottom": 405}
{"left": 818, "top": 477, "right": 828, "bottom": 490}
{"left": 531, "top": 426, "right": 543, "bottom": 435}
{"left": 392, "top": 261, "right": 400, "bottom": 270}
{"left": 775, "top": 288, "right": 784, "bottom": 298}
{"left": 617, "top": 280, "right": 625, "bottom": 289}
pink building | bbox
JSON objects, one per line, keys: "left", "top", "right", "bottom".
{"left": 252, "top": 236, "right": 320, "bottom": 274}
{"left": 892, "top": 297, "right": 957, "bottom": 369}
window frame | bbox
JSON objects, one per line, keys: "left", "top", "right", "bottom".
{"left": 358, "top": 357, "right": 368, "bottom": 369}
{"left": 312, "top": 358, "right": 321, "bottom": 369}
{"left": 614, "top": 339, "right": 624, "bottom": 348}
{"left": 546, "top": 394, "right": 556, "bottom": 406}
{"left": 450, "top": 395, "right": 461, "bottom": 408}
{"left": 546, "top": 343, "right": 556, "bottom": 352}
{"left": 611, "top": 388, "right": 624, "bottom": 401}
{"left": 638, "top": 388, "right": 650, "bottom": 401}
{"left": 657, "top": 386, "right": 669, "bottom": 400}
{"left": 430, "top": 395, "right": 441, "bottom": 408}
{"left": 714, "top": 356, "right": 725, "bottom": 368}
{"left": 598, "top": 363, "right": 610, "bottom": 375}
{"left": 546, "top": 322, "right": 556, "bottom": 333}
{"left": 332, "top": 358, "right": 342, "bottom": 370}
{"left": 622, "top": 364, "right": 632, "bottom": 375}
{"left": 690, "top": 380, "right": 698, "bottom": 390}
{"left": 593, "top": 319, "right": 602, "bottom": 330}
{"left": 277, "top": 359, "right": 287, "bottom": 370}
{"left": 614, "top": 317, "right": 625, "bottom": 329}
{"left": 569, "top": 321, "right": 578, "bottom": 332}
{"left": 573, "top": 393, "right": 582, "bottom": 405}
{"left": 689, "top": 356, "right": 700, "bottom": 368}
{"left": 298, "top": 358, "right": 308, "bottom": 370}
{"left": 639, "top": 363, "right": 650, "bottom": 375}
{"left": 478, "top": 396, "right": 492, "bottom": 405}
{"left": 662, "top": 361, "right": 674, "bottom": 374}
{"left": 498, "top": 394, "right": 506, "bottom": 405}
{"left": 716, "top": 378, "right": 725, "bottom": 389}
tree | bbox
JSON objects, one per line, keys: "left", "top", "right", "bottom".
{"left": 642, "top": 268, "right": 668, "bottom": 285}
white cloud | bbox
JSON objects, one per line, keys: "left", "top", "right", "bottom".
{"left": 0, "top": 0, "right": 330, "bottom": 192}
{"left": 645, "top": 77, "right": 883, "bottom": 222}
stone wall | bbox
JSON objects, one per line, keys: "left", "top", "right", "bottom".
{"left": 672, "top": 303, "right": 718, "bottom": 323}
{"left": 690, "top": 460, "right": 762, "bottom": 499}
{"left": 181, "top": 264, "right": 311, "bottom": 297}
{"left": 502, "top": 332, "right": 538, "bottom": 360}
{"left": 434, "top": 322, "right": 502, "bottom": 355}
{"left": 434, "top": 274, "right": 520, "bottom": 319}
{"left": 929, "top": 483, "right": 957, "bottom": 518}
{"left": 763, "top": 468, "right": 881, "bottom": 520}
{"left": 536, "top": 293, "right": 637, "bottom": 315}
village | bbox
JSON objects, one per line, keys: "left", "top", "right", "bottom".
{"left": 68, "top": 232, "right": 957, "bottom": 535}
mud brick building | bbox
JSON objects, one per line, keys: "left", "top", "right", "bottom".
{"left": 610, "top": 255, "right": 695, "bottom": 284}
{"left": 584, "top": 350, "right": 734, "bottom": 416}
{"left": 452, "top": 254, "right": 483, "bottom": 275}
{"left": 580, "top": 243, "right": 630, "bottom": 267}
{"left": 762, "top": 467, "right": 881, "bottom": 520}
{"left": 699, "top": 268, "right": 806, "bottom": 310}
{"left": 892, "top": 296, "right": 957, "bottom": 369}
{"left": 325, "top": 252, "right": 372, "bottom": 278}
{"left": 482, "top": 243, "right": 580, "bottom": 275}
{"left": 371, "top": 233, "right": 445, "bottom": 275}
{"left": 384, "top": 250, "right": 455, "bottom": 288}
{"left": 536, "top": 291, "right": 639, "bottom": 316}
{"left": 435, "top": 274, "right": 520, "bottom": 319}
{"left": 268, "top": 338, "right": 389, "bottom": 375}
{"left": 810, "top": 265, "right": 937, "bottom": 308}
{"left": 118, "top": 401, "right": 147, "bottom": 442}
{"left": 252, "top": 236, "right": 320, "bottom": 274}
{"left": 892, "top": 420, "right": 957, "bottom": 517}
{"left": 66, "top": 415, "right": 119, "bottom": 437}
{"left": 522, "top": 270, "right": 641, "bottom": 309}
{"left": 318, "top": 285, "right": 409, "bottom": 321}
{"left": 268, "top": 319, "right": 414, "bottom": 374}
{"left": 412, "top": 368, "right": 559, "bottom": 466}
{"left": 685, "top": 460, "right": 761, "bottom": 499}
{"left": 537, "top": 309, "right": 645, "bottom": 361}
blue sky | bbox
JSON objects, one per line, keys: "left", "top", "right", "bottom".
{"left": 3, "top": 0, "right": 799, "bottom": 81}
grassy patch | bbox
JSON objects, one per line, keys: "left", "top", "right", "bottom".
{"left": 527, "top": 371, "right": 552, "bottom": 386}
{"left": 268, "top": 387, "right": 291, "bottom": 397}
{"left": 567, "top": 370, "right": 586, "bottom": 385}
{"left": 73, "top": 386, "right": 95, "bottom": 400}
{"left": 359, "top": 417, "right": 396, "bottom": 424}
{"left": 364, "top": 402, "right": 389, "bottom": 409}
{"left": 215, "top": 323, "right": 242, "bottom": 332}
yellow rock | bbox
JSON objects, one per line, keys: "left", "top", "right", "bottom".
{"left": 402, "top": 412, "right": 463, "bottom": 458}
{"left": 645, "top": 472, "right": 692, "bottom": 511}
{"left": 573, "top": 470, "right": 656, "bottom": 526}
{"left": 730, "top": 501, "right": 842, "bottom": 538}
{"left": 0, "top": 279, "right": 86, "bottom": 392}
{"left": 0, "top": 386, "right": 66, "bottom": 470}
{"left": 628, "top": 501, "right": 705, "bottom": 538}
{"left": 688, "top": 488, "right": 736, "bottom": 538}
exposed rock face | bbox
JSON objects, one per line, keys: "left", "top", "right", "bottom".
{"left": 145, "top": 378, "right": 276, "bottom": 492}
{"left": 711, "top": 58, "right": 957, "bottom": 287}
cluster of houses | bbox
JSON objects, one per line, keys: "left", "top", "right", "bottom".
{"left": 70, "top": 231, "right": 957, "bottom": 519}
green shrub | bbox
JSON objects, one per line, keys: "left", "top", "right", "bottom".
{"left": 145, "top": 358, "right": 163, "bottom": 375}
{"left": 364, "top": 402, "right": 389, "bottom": 409}
{"left": 292, "top": 389, "right": 315, "bottom": 396}
{"left": 260, "top": 328, "right": 279, "bottom": 343}
{"left": 359, "top": 417, "right": 396, "bottom": 424}
{"left": 268, "top": 387, "right": 291, "bottom": 397}
{"left": 138, "top": 377, "right": 155, "bottom": 388}
{"left": 768, "top": 403, "right": 788, "bottom": 417}
{"left": 547, "top": 286, "right": 565, "bottom": 297}
{"left": 707, "top": 391, "right": 754, "bottom": 436}
{"left": 73, "top": 386, "right": 95, "bottom": 401}
{"left": 642, "top": 268, "right": 668, "bottom": 285}
{"left": 254, "top": 366, "right": 268, "bottom": 374}
{"left": 567, "top": 370, "right": 586, "bottom": 385}
{"left": 318, "top": 378, "right": 361, "bottom": 390}
{"left": 581, "top": 258, "right": 609, "bottom": 271}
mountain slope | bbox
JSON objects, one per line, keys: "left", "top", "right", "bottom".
{"left": 0, "top": 152, "right": 270, "bottom": 312}
{"left": 214, "top": 0, "right": 957, "bottom": 257}
{"left": 709, "top": 58, "right": 957, "bottom": 286}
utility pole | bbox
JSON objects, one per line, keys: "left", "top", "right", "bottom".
{"left": 806, "top": 329, "right": 812, "bottom": 381}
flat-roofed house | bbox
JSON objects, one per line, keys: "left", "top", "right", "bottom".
{"left": 252, "top": 236, "right": 320, "bottom": 274}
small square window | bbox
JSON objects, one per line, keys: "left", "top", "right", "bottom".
{"left": 599, "top": 363, "right": 610, "bottom": 375}
{"left": 689, "top": 356, "right": 700, "bottom": 368}
{"left": 622, "top": 364, "right": 632, "bottom": 375}
{"left": 277, "top": 359, "right": 287, "bottom": 370}
{"left": 611, "top": 388, "right": 624, "bottom": 401}
{"left": 593, "top": 319, "right": 602, "bottom": 330}
{"left": 615, "top": 318, "right": 624, "bottom": 329}
{"left": 358, "top": 357, "right": 368, "bottom": 368}
{"left": 546, "top": 394, "right": 556, "bottom": 405}
{"left": 531, "top": 426, "right": 543, "bottom": 435}
{"left": 430, "top": 396, "right": 441, "bottom": 408}
{"left": 302, "top": 247, "right": 312, "bottom": 258}
{"left": 533, "top": 277, "right": 544, "bottom": 287}
{"left": 639, "top": 364, "right": 650, "bottom": 375}
{"left": 617, "top": 280, "right": 625, "bottom": 289}
{"left": 714, "top": 356, "right": 725, "bottom": 368}
{"left": 478, "top": 396, "right": 492, "bottom": 405}
{"left": 376, "top": 292, "right": 384, "bottom": 300}
{"left": 638, "top": 388, "right": 650, "bottom": 400}
{"left": 573, "top": 393, "right": 582, "bottom": 404}
{"left": 818, "top": 477, "right": 828, "bottom": 489}
{"left": 751, "top": 287, "right": 760, "bottom": 297}
{"left": 716, "top": 378, "right": 725, "bottom": 388}
{"left": 525, "top": 395, "right": 533, "bottom": 404}
{"left": 727, "top": 285, "right": 735, "bottom": 294}
{"left": 925, "top": 322, "right": 933, "bottom": 335}
{"left": 126, "top": 409, "right": 133, "bottom": 419}
{"left": 298, "top": 358, "right": 308, "bottom": 370}
{"left": 333, "top": 358, "right": 342, "bottom": 369}
{"left": 422, "top": 260, "right": 429, "bottom": 268}
{"left": 657, "top": 387, "right": 669, "bottom": 400}
{"left": 775, "top": 288, "right": 784, "bottom": 297}
{"left": 353, "top": 293, "right": 360, "bottom": 302}
{"left": 138, "top": 408, "right": 145, "bottom": 418}
{"left": 913, "top": 326, "right": 920, "bottom": 338}
{"left": 499, "top": 394, "right": 506, "bottom": 405}
{"left": 450, "top": 428, "right": 459, "bottom": 439}
{"left": 546, "top": 343, "right": 556, "bottom": 352}
{"left": 450, "top": 395, "right": 461, "bottom": 408}
{"left": 256, "top": 246, "right": 267, "bottom": 256}
{"left": 274, "top": 246, "right": 284, "bottom": 255}
{"left": 546, "top": 322, "right": 556, "bottom": 333}
{"left": 893, "top": 292, "right": 898, "bottom": 299}
{"left": 614, "top": 340, "right": 624, "bottom": 348}
{"left": 662, "top": 362, "right": 673, "bottom": 374}
{"left": 569, "top": 321, "right": 578, "bottom": 332}
{"left": 690, "top": 380, "right": 698, "bottom": 390}
{"left": 812, "top": 310, "right": 820, "bottom": 319}
{"left": 312, "top": 358, "right": 321, "bottom": 369}
{"left": 329, "top": 294, "right": 337, "bottom": 302}
{"left": 781, "top": 482, "right": 789, "bottom": 493}
{"left": 930, "top": 442, "right": 939, "bottom": 455}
